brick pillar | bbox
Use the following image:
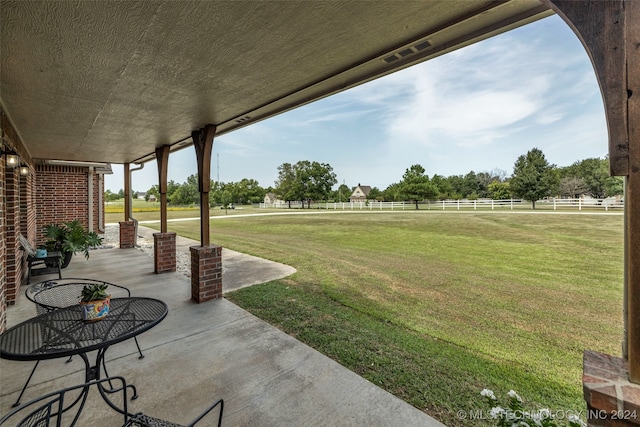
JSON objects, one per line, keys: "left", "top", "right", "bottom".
{"left": 119, "top": 221, "right": 136, "bottom": 249}
{"left": 154, "top": 232, "right": 176, "bottom": 273}
{"left": 583, "top": 350, "right": 640, "bottom": 426}
{"left": 190, "top": 245, "right": 222, "bottom": 303}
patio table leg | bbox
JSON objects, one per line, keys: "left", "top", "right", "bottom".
{"left": 12, "top": 361, "right": 39, "bottom": 407}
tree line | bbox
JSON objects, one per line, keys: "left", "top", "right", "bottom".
{"left": 105, "top": 148, "right": 623, "bottom": 208}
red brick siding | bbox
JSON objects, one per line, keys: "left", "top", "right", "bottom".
{"left": 35, "top": 165, "right": 103, "bottom": 246}
{"left": 25, "top": 164, "right": 37, "bottom": 245}
{"left": 0, "top": 156, "right": 6, "bottom": 332}
{"left": 5, "top": 167, "right": 21, "bottom": 304}
{"left": 1, "top": 108, "right": 38, "bottom": 330}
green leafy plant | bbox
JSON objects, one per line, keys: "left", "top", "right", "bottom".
{"left": 481, "top": 389, "right": 586, "bottom": 427}
{"left": 79, "top": 284, "right": 110, "bottom": 303}
{"left": 43, "top": 220, "right": 104, "bottom": 259}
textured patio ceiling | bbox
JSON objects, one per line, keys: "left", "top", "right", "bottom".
{"left": 0, "top": 0, "right": 552, "bottom": 165}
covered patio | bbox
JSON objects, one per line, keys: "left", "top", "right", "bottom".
{"left": 0, "top": 244, "right": 442, "bottom": 426}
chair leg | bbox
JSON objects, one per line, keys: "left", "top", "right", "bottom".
{"left": 13, "top": 361, "right": 40, "bottom": 407}
{"left": 101, "top": 358, "right": 138, "bottom": 400}
{"left": 134, "top": 337, "right": 144, "bottom": 359}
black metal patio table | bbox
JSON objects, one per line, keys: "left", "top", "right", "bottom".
{"left": 8, "top": 279, "right": 147, "bottom": 408}
{"left": 0, "top": 297, "right": 168, "bottom": 414}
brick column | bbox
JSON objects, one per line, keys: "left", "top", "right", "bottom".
{"left": 583, "top": 350, "right": 640, "bottom": 426}
{"left": 119, "top": 221, "right": 136, "bottom": 249}
{"left": 190, "top": 245, "right": 222, "bottom": 303}
{"left": 154, "top": 232, "right": 176, "bottom": 273}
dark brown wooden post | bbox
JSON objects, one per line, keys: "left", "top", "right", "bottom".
{"left": 119, "top": 163, "right": 136, "bottom": 248}
{"left": 547, "top": 1, "right": 628, "bottom": 175}
{"left": 545, "top": 4, "right": 640, "bottom": 423}
{"left": 627, "top": 0, "right": 640, "bottom": 384}
{"left": 190, "top": 124, "right": 222, "bottom": 303}
{"left": 123, "top": 162, "right": 131, "bottom": 222}
{"left": 152, "top": 145, "right": 177, "bottom": 273}
{"left": 155, "top": 145, "right": 170, "bottom": 233}
{"left": 192, "top": 124, "right": 216, "bottom": 246}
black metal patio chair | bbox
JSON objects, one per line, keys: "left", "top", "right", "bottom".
{"left": 18, "top": 234, "right": 62, "bottom": 284}
{"left": 11, "top": 279, "right": 145, "bottom": 407}
{"left": 0, "top": 376, "right": 224, "bottom": 427}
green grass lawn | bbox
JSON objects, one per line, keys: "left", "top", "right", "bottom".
{"left": 140, "top": 210, "right": 623, "bottom": 425}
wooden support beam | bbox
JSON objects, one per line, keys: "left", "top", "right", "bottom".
{"left": 548, "top": 0, "right": 628, "bottom": 176}
{"left": 155, "top": 145, "right": 170, "bottom": 233}
{"left": 192, "top": 124, "right": 216, "bottom": 247}
{"left": 626, "top": 0, "right": 640, "bottom": 384}
{"left": 123, "top": 163, "right": 131, "bottom": 222}
{"left": 548, "top": 0, "right": 640, "bottom": 382}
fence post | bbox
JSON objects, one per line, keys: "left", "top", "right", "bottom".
{"left": 474, "top": 200, "right": 477, "bottom": 210}
{"left": 554, "top": 198, "right": 556, "bottom": 211}
{"left": 511, "top": 198, "right": 513, "bottom": 210}
{"left": 491, "top": 200, "right": 494, "bottom": 210}
{"left": 579, "top": 198, "right": 582, "bottom": 211}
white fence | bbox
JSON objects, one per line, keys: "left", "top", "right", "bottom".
{"left": 259, "top": 198, "right": 624, "bottom": 212}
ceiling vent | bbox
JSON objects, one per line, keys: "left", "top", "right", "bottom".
{"left": 382, "top": 39, "right": 432, "bottom": 64}
{"left": 235, "top": 115, "right": 251, "bottom": 124}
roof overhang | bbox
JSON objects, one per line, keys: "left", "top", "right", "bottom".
{"left": 0, "top": 0, "right": 553, "bottom": 165}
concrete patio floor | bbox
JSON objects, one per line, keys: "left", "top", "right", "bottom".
{"left": 0, "top": 241, "right": 444, "bottom": 426}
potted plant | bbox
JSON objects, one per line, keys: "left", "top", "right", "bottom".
{"left": 79, "top": 283, "right": 111, "bottom": 321}
{"left": 43, "top": 220, "right": 104, "bottom": 268}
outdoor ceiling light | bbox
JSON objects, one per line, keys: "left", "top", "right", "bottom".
{"left": 0, "top": 143, "right": 19, "bottom": 168}
{"left": 19, "top": 164, "right": 29, "bottom": 176}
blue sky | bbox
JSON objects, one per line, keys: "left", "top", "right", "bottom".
{"left": 105, "top": 14, "right": 608, "bottom": 193}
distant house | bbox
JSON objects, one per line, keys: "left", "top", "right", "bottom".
{"left": 148, "top": 194, "right": 157, "bottom": 202}
{"left": 264, "top": 193, "right": 284, "bottom": 204}
{"left": 137, "top": 191, "right": 147, "bottom": 200}
{"left": 349, "top": 184, "right": 371, "bottom": 202}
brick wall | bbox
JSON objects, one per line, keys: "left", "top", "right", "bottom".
{"left": 3, "top": 166, "right": 35, "bottom": 305}
{"left": 1, "top": 109, "right": 35, "bottom": 330}
{"left": 0, "top": 155, "right": 6, "bottom": 332}
{"left": 25, "top": 164, "right": 37, "bottom": 244}
{"left": 35, "top": 165, "right": 102, "bottom": 246}
{"left": 5, "top": 167, "right": 20, "bottom": 303}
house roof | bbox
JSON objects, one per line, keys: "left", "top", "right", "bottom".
{"left": 0, "top": 0, "right": 552, "bottom": 165}
{"left": 353, "top": 186, "right": 372, "bottom": 196}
